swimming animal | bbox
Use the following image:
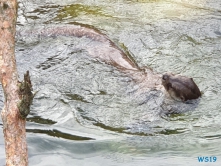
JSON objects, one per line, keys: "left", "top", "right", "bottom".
{"left": 17, "top": 24, "right": 201, "bottom": 114}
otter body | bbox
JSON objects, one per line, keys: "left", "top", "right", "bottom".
{"left": 18, "top": 24, "right": 201, "bottom": 113}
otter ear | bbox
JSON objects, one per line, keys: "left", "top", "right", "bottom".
{"left": 180, "top": 95, "right": 186, "bottom": 101}
{"left": 167, "top": 83, "right": 172, "bottom": 89}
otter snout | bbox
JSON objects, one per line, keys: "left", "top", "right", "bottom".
{"left": 161, "top": 74, "right": 171, "bottom": 91}
{"left": 162, "top": 74, "right": 169, "bottom": 81}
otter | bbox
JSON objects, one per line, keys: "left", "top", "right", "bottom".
{"left": 17, "top": 24, "right": 201, "bottom": 113}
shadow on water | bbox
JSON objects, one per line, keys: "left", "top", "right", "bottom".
{"left": 27, "top": 116, "right": 57, "bottom": 125}
{"left": 93, "top": 121, "right": 186, "bottom": 136}
{"left": 26, "top": 129, "right": 94, "bottom": 141}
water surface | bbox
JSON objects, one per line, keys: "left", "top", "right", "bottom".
{"left": 0, "top": 0, "right": 221, "bottom": 165}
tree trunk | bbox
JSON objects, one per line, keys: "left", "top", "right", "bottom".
{"left": 0, "top": 0, "right": 31, "bottom": 165}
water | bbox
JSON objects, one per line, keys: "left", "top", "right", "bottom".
{"left": 0, "top": 0, "right": 221, "bottom": 165}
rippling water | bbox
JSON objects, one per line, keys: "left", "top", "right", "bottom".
{"left": 0, "top": 0, "right": 221, "bottom": 165}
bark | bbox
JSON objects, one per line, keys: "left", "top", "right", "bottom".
{"left": 0, "top": 0, "right": 32, "bottom": 165}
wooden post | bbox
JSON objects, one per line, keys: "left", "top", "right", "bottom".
{"left": 0, "top": 0, "right": 32, "bottom": 165}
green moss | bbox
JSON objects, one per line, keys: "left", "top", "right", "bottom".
{"left": 17, "top": 71, "right": 34, "bottom": 119}
{"left": 55, "top": 4, "right": 110, "bottom": 20}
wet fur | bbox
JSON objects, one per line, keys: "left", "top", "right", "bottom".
{"left": 162, "top": 74, "right": 201, "bottom": 101}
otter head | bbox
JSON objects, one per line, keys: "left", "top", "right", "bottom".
{"left": 161, "top": 73, "right": 201, "bottom": 102}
